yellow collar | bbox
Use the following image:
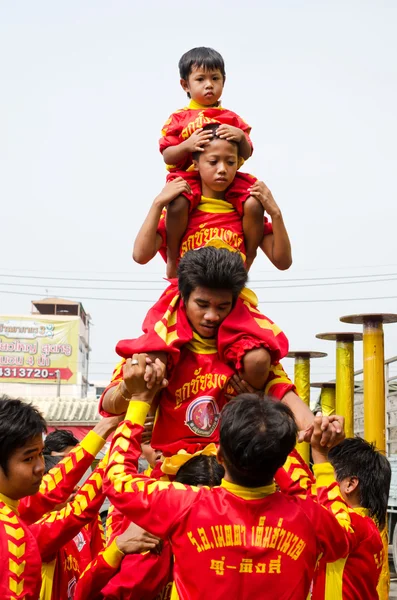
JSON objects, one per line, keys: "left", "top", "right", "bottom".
{"left": 221, "top": 478, "right": 276, "bottom": 500}
{"left": 353, "top": 506, "right": 370, "bottom": 518}
{"left": 0, "top": 492, "right": 19, "bottom": 512}
{"left": 188, "top": 99, "right": 222, "bottom": 110}
{"left": 186, "top": 331, "right": 218, "bottom": 354}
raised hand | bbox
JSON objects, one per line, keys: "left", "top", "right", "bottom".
{"left": 155, "top": 177, "right": 191, "bottom": 207}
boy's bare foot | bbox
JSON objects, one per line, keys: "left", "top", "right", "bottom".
{"left": 166, "top": 260, "right": 178, "bottom": 279}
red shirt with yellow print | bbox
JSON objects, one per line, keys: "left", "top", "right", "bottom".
{"left": 103, "top": 403, "right": 359, "bottom": 600}
{"left": 159, "top": 99, "right": 253, "bottom": 171}
{"left": 157, "top": 194, "right": 273, "bottom": 266}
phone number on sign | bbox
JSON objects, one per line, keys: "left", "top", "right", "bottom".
{"left": 0, "top": 367, "right": 55, "bottom": 379}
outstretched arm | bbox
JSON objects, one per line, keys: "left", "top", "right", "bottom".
{"left": 104, "top": 355, "right": 198, "bottom": 537}
{"left": 250, "top": 182, "right": 292, "bottom": 270}
{"left": 19, "top": 417, "right": 121, "bottom": 525}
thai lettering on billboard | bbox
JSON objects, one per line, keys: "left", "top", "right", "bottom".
{"left": 0, "top": 316, "right": 79, "bottom": 384}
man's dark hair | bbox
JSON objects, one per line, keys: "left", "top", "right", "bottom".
{"left": 0, "top": 395, "right": 47, "bottom": 475}
{"left": 179, "top": 47, "right": 226, "bottom": 89}
{"left": 43, "top": 429, "right": 79, "bottom": 455}
{"left": 175, "top": 455, "right": 224, "bottom": 487}
{"left": 177, "top": 247, "right": 248, "bottom": 303}
{"left": 329, "top": 437, "right": 391, "bottom": 529}
{"left": 220, "top": 394, "right": 298, "bottom": 488}
{"left": 191, "top": 123, "right": 238, "bottom": 162}
{"left": 44, "top": 454, "right": 62, "bottom": 474}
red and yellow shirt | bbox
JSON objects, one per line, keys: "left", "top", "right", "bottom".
{"left": 0, "top": 493, "right": 42, "bottom": 600}
{"left": 159, "top": 99, "right": 253, "bottom": 171}
{"left": 103, "top": 402, "right": 359, "bottom": 600}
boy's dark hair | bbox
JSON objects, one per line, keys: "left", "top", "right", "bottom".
{"left": 175, "top": 455, "right": 224, "bottom": 487}
{"left": 177, "top": 247, "right": 247, "bottom": 303}
{"left": 329, "top": 437, "right": 391, "bottom": 529}
{"left": 191, "top": 123, "right": 238, "bottom": 162}
{"left": 220, "top": 394, "right": 298, "bottom": 488}
{"left": 0, "top": 395, "right": 47, "bottom": 475}
{"left": 44, "top": 454, "right": 62, "bottom": 474}
{"left": 179, "top": 47, "right": 226, "bottom": 87}
{"left": 43, "top": 429, "right": 79, "bottom": 455}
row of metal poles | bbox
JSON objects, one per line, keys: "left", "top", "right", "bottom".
{"left": 289, "top": 312, "right": 397, "bottom": 463}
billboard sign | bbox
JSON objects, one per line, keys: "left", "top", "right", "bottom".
{"left": 0, "top": 316, "right": 79, "bottom": 384}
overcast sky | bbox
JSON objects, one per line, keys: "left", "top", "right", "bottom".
{"left": 1, "top": 0, "right": 397, "bottom": 392}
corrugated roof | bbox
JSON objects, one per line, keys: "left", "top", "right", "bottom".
{"left": 22, "top": 396, "right": 100, "bottom": 425}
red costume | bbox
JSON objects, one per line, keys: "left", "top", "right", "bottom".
{"left": 100, "top": 334, "right": 293, "bottom": 460}
{"left": 276, "top": 451, "right": 383, "bottom": 599}
{"left": 115, "top": 281, "right": 288, "bottom": 374}
{"left": 159, "top": 99, "right": 253, "bottom": 172}
{"left": 156, "top": 195, "right": 273, "bottom": 266}
{"left": 0, "top": 493, "right": 42, "bottom": 600}
{"left": 103, "top": 402, "right": 360, "bottom": 600}
{"left": 74, "top": 535, "right": 173, "bottom": 600}
{"left": 32, "top": 457, "right": 107, "bottom": 600}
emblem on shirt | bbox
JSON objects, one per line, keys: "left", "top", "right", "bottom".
{"left": 73, "top": 531, "right": 86, "bottom": 552}
{"left": 185, "top": 396, "right": 220, "bottom": 437}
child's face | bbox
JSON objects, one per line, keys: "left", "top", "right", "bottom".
{"left": 181, "top": 66, "right": 224, "bottom": 106}
{"left": 193, "top": 137, "right": 238, "bottom": 196}
{"left": 0, "top": 433, "right": 45, "bottom": 500}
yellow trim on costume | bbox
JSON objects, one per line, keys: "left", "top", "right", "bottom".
{"left": 312, "top": 462, "right": 336, "bottom": 488}
{"left": 0, "top": 493, "right": 19, "bottom": 513}
{"left": 40, "top": 559, "right": 56, "bottom": 600}
{"left": 102, "top": 539, "right": 125, "bottom": 568}
{"left": 324, "top": 557, "right": 347, "bottom": 599}
{"left": 239, "top": 287, "right": 259, "bottom": 307}
{"left": 198, "top": 196, "right": 234, "bottom": 214}
{"left": 186, "top": 332, "right": 218, "bottom": 355}
{"left": 221, "top": 479, "right": 275, "bottom": 500}
{"left": 188, "top": 99, "right": 222, "bottom": 110}
{"left": 161, "top": 443, "right": 218, "bottom": 476}
{"left": 154, "top": 293, "right": 180, "bottom": 346}
{"left": 80, "top": 430, "right": 106, "bottom": 456}
{"left": 170, "top": 581, "right": 180, "bottom": 600}
{"left": 125, "top": 401, "right": 151, "bottom": 427}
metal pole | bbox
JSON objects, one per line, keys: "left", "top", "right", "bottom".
{"left": 288, "top": 351, "right": 327, "bottom": 464}
{"left": 336, "top": 340, "right": 355, "bottom": 438}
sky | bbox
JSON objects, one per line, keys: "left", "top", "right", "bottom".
{"left": 1, "top": 0, "right": 397, "bottom": 394}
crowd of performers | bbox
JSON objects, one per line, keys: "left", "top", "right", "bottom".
{"left": 0, "top": 46, "right": 393, "bottom": 599}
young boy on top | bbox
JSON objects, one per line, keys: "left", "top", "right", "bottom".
{"left": 159, "top": 47, "right": 268, "bottom": 277}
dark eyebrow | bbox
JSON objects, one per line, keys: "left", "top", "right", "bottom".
{"left": 22, "top": 446, "right": 41, "bottom": 456}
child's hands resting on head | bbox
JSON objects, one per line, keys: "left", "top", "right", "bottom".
{"left": 216, "top": 124, "right": 246, "bottom": 143}
{"left": 185, "top": 127, "right": 214, "bottom": 153}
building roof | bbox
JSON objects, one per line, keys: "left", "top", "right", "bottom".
{"left": 32, "top": 298, "right": 81, "bottom": 306}
{"left": 23, "top": 396, "right": 100, "bottom": 425}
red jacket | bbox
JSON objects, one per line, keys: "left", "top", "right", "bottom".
{"left": 159, "top": 100, "right": 252, "bottom": 171}
{"left": 103, "top": 402, "right": 360, "bottom": 600}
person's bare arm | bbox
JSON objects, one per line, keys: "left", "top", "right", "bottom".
{"left": 162, "top": 128, "right": 213, "bottom": 166}
{"left": 133, "top": 178, "right": 191, "bottom": 265}
{"left": 250, "top": 182, "right": 292, "bottom": 270}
